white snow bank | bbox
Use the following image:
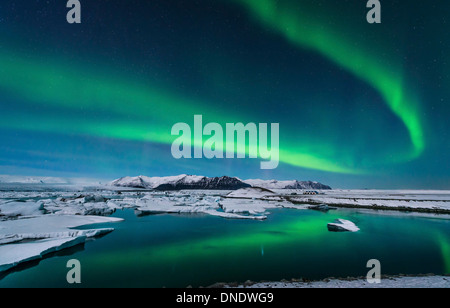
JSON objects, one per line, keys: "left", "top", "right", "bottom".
{"left": 288, "top": 190, "right": 450, "bottom": 212}
{"left": 228, "top": 276, "right": 450, "bottom": 288}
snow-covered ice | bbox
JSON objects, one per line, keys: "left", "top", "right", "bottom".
{"left": 226, "top": 187, "right": 276, "bottom": 199}
{"left": 0, "top": 237, "right": 86, "bottom": 272}
{"left": 327, "top": 219, "right": 360, "bottom": 232}
{"left": 132, "top": 192, "right": 274, "bottom": 220}
{"left": 0, "top": 201, "right": 45, "bottom": 218}
{"left": 287, "top": 190, "right": 450, "bottom": 213}
{"left": 225, "top": 275, "right": 450, "bottom": 288}
{"left": 0, "top": 215, "right": 122, "bottom": 272}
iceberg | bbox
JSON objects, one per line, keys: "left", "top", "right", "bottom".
{"left": 327, "top": 219, "right": 360, "bottom": 232}
{"left": 226, "top": 187, "right": 276, "bottom": 199}
{"left": 0, "top": 201, "right": 46, "bottom": 218}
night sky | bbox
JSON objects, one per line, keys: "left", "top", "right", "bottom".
{"left": 0, "top": 0, "right": 449, "bottom": 189}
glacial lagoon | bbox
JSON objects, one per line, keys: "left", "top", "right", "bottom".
{"left": 0, "top": 208, "right": 449, "bottom": 287}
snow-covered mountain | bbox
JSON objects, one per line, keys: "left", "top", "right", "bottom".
{"left": 110, "top": 175, "right": 251, "bottom": 190}
{"left": 243, "top": 179, "right": 332, "bottom": 190}
{"left": 110, "top": 175, "right": 331, "bottom": 191}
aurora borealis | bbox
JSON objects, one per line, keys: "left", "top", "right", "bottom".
{"left": 0, "top": 0, "right": 449, "bottom": 188}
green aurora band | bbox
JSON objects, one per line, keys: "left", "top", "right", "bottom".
{"left": 0, "top": 48, "right": 354, "bottom": 174}
{"left": 231, "top": 0, "right": 426, "bottom": 158}
{"left": 0, "top": 0, "right": 426, "bottom": 174}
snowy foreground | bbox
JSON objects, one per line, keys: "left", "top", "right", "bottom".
{"left": 1, "top": 182, "right": 450, "bottom": 277}
{"left": 223, "top": 275, "right": 450, "bottom": 288}
{"left": 0, "top": 215, "right": 122, "bottom": 272}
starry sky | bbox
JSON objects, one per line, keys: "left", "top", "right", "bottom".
{"left": 0, "top": 0, "right": 449, "bottom": 189}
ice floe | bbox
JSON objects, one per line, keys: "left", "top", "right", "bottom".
{"left": 0, "top": 215, "right": 122, "bottom": 272}
{"left": 327, "top": 219, "right": 360, "bottom": 232}
{"left": 0, "top": 201, "right": 46, "bottom": 218}
{"left": 226, "top": 187, "right": 276, "bottom": 199}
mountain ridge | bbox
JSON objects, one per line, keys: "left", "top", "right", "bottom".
{"left": 110, "top": 175, "right": 331, "bottom": 190}
{"left": 244, "top": 179, "right": 332, "bottom": 190}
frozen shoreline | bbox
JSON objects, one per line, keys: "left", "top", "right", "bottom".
{"left": 284, "top": 190, "right": 450, "bottom": 214}
{"left": 218, "top": 275, "right": 450, "bottom": 288}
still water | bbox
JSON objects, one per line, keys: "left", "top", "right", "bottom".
{"left": 0, "top": 208, "right": 449, "bottom": 287}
